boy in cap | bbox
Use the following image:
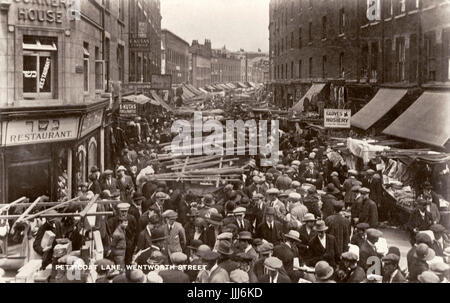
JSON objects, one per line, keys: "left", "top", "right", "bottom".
{"left": 358, "top": 228, "right": 383, "bottom": 271}
{"left": 158, "top": 252, "right": 190, "bottom": 283}
{"left": 336, "top": 251, "right": 366, "bottom": 283}
{"left": 381, "top": 253, "right": 407, "bottom": 283}
{"left": 162, "top": 210, "right": 186, "bottom": 254}
{"left": 260, "top": 256, "right": 291, "bottom": 283}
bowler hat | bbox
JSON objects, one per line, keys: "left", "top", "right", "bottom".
{"left": 206, "top": 213, "right": 223, "bottom": 225}
{"left": 90, "top": 166, "right": 100, "bottom": 173}
{"left": 313, "top": 220, "right": 328, "bottom": 232}
{"left": 187, "top": 239, "right": 203, "bottom": 251}
{"left": 238, "top": 231, "right": 253, "bottom": 241}
{"left": 314, "top": 261, "right": 334, "bottom": 281}
{"left": 265, "top": 207, "right": 276, "bottom": 216}
{"left": 217, "top": 240, "right": 234, "bottom": 255}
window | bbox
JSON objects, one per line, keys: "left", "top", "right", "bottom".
{"left": 424, "top": 33, "right": 436, "bottom": 81}
{"left": 291, "top": 61, "right": 294, "bottom": 78}
{"left": 309, "top": 57, "right": 313, "bottom": 77}
{"left": 396, "top": 37, "right": 406, "bottom": 81}
{"left": 298, "top": 27, "right": 302, "bottom": 48}
{"left": 384, "top": 39, "right": 392, "bottom": 82}
{"left": 339, "top": 8, "right": 345, "bottom": 34}
{"left": 371, "top": 42, "right": 379, "bottom": 80}
{"left": 444, "top": 29, "right": 450, "bottom": 80}
{"left": 285, "top": 63, "right": 288, "bottom": 79}
{"left": 117, "top": 45, "right": 124, "bottom": 82}
{"left": 281, "top": 65, "right": 284, "bottom": 79}
{"left": 119, "top": 0, "right": 125, "bottom": 20}
{"left": 409, "top": 34, "right": 418, "bottom": 82}
{"left": 291, "top": 32, "right": 294, "bottom": 49}
{"left": 339, "top": 52, "right": 344, "bottom": 77}
{"left": 308, "top": 22, "right": 312, "bottom": 42}
{"left": 298, "top": 60, "right": 302, "bottom": 78}
{"left": 105, "top": 38, "right": 110, "bottom": 91}
{"left": 400, "top": 0, "right": 406, "bottom": 13}
{"left": 95, "top": 46, "right": 105, "bottom": 91}
{"left": 88, "top": 138, "right": 98, "bottom": 174}
{"left": 322, "top": 16, "right": 327, "bottom": 39}
{"left": 322, "top": 56, "right": 327, "bottom": 78}
{"left": 22, "top": 36, "right": 57, "bottom": 99}
{"left": 83, "top": 42, "right": 89, "bottom": 93}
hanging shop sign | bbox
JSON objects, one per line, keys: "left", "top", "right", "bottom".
{"left": 324, "top": 109, "right": 351, "bottom": 128}
{"left": 2, "top": 116, "right": 80, "bottom": 146}
{"left": 151, "top": 74, "right": 172, "bottom": 90}
{"left": 80, "top": 109, "right": 104, "bottom": 138}
{"left": 129, "top": 33, "right": 150, "bottom": 52}
{"left": 119, "top": 102, "right": 137, "bottom": 117}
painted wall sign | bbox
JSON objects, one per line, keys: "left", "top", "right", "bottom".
{"left": 151, "top": 74, "right": 172, "bottom": 90}
{"left": 119, "top": 103, "right": 137, "bottom": 117}
{"left": 2, "top": 116, "right": 80, "bottom": 146}
{"left": 14, "top": 0, "right": 75, "bottom": 24}
{"left": 324, "top": 109, "right": 351, "bottom": 128}
{"left": 80, "top": 109, "right": 104, "bottom": 138}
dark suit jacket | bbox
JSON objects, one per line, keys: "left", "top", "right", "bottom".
{"left": 298, "top": 225, "right": 316, "bottom": 258}
{"left": 158, "top": 269, "right": 190, "bottom": 283}
{"left": 359, "top": 198, "right": 378, "bottom": 227}
{"left": 100, "top": 177, "right": 119, "bottom": 192}
{"left": 325, "top": 214, "right": 351, "bottom": 255}
{"left": 321, "top": 194, "right": 337, "bottom": 219}
{"left": 306, "top": 234, "right": 340, "bottom": 268}
{"left": 234, "top": 218, "right": 253, "bottom": 233}
{"left": 88, "top": 180, "right": 102, "bottom": 195}
{"left": 136, "top": 227, "right": 152, "bottom": 252}
{"left": 273, "top": 242, "right": 298, "bottom": 271}
{"left": 255, "top": 221, "right": 283, "bottom": 245}
{"left": 259, "top": 272, "right": 292, "bottom": 283}
{"left": 358, "top": 240, "right": 378, "bottom": 271}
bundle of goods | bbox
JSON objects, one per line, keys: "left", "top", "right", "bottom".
{"left": 384, "top": 181, "right": 415, "bottom": 210}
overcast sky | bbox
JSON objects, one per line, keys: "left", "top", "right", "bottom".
{"left": 161, "top": 0, "right": 270, "bottom": 53}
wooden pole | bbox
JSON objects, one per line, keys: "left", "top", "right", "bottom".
{"left": 0, "top": 197, "right": 28, "bottom": 213}
{"left": 23, "top": 196, "right": 81, "bottom": 221}
{"left": 0, "top": 212, "right": 113, "bottom": 220}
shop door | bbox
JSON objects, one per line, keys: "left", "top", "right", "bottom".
{"left": 7, "top": 160, "right": 51, "bottom": 202}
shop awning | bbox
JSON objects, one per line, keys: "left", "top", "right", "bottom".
{"left": 198, "top": 88, "right": 209, "bottom": 94}
{"left": 123, "top": 94, "right": 150, "bottom": 104}
{"left": 382, "top": 91, "right": 450, "bottom": 147}
{"left": 238, "top": 82, "right": 248, "bottom": 88}
{"left": 292, "top": 83, "right": 326, "bottom": 112}
{"left": 150, "top": 90, "right": 173, "bottom": 112}
{"left": 351, "top": 88, "right": 407, "bottom": 130}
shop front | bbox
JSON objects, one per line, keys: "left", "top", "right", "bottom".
{"left": 0, "top": 102, "right": 108, "bottom": 204}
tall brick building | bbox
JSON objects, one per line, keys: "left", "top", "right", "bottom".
{"left": 269, "top": 0, "right": 450, "bottom": 112}
{"left": 211, "top": 48, "right": 241, "bottom": 83}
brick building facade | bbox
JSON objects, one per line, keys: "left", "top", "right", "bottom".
{"left": 211, "top": 48, "right": 241, "bottom": 83}
{"left": 161, "top": 29, "right": 189, "bottom": 84}
{"left": 189, "top": 39, "right": 212, "bottom": 88}
{"left": 269, "top": 0, "right": 450, "bottom": 109}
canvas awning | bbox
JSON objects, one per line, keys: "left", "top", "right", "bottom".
{"left": 198, "top": 88, "right": 209, "bottom": 94}
{"left": 123, "top": 94, "right": 151, "bottom": 104}
{"left": 351, "top": 88, "right": 407, "bottom": 130}
{"left": 238, "top": 82, "right": 248, "bottom": 88}
{"left": 150, "top": 90, "right": 173, "bottom": 112}
{"left": 292, "top": 83, "right": 326, "bottom": 112}
{"left": 382, "top": 91, "right": 450, "bottom": 147}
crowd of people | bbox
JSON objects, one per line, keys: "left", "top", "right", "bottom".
{"left": 23, "top": 89, "right": 450, "bottom": 283}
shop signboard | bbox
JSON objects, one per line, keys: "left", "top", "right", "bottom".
{"left": 2, "top": 117, "right": 80, "bottom": 146}
{"left": 80, "top": 109, "right": 104, "bottom": 138}
{"left": 151, "top": 74, "right": 172, "bottom": 90}
{"left": 324, "top": 109, "right": 351, "bottom": 128}
{"left": 129, "top": 33, "right": 150, "bottom": 52}
{"left": 119, "top": 102, "right": 137, "bottom": 117}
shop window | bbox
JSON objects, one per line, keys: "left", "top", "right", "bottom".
{"left": 384, "top": 39, "right": 392, "bottom": 82}
{"left": 83, "top": 42, "right": 89, "bottom": 93}
{"left": 22, "top": 36, "right": 57, "bottom": 99}
{"left": 371, "top": 42, "right": 379, "bottom": 80}
{"left": 88, "top": 137, "right": 98, "bottom": 174}
{"left": 322, "top": 55, "right": 327, "bottom": 78}
{"left": 55, "top": 147, "right": 68, "bottom": 201}
{"left": 409, "top": 34, "right": 418, "bottom": 82}
{"left": 76, "top": 145, "right": 86, "bottom": 191}
{"left": 396, "top": 37, "right": 406, "bottom": 81}
{"left": 309, "top": 57, "right": 313, "bottom": 77}
{"left": 299, "top": 60, "right": 302, "bottom": 78}
{"left": 298, "top": 27, "right": 302, "bottom": 48}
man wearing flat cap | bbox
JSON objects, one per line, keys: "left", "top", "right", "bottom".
{"left": 358, "top": 228, "right": 383, "bottom": 271}
{"left": 358, "top": 187, "right": 379, "bottom": 228}
{"left": 336, "top": 251, "right": 366, "bottom": 283}
{"left": 266, "top": 188, "right": 287, "bottom": 219}
{"left": 381, "top": 253, "right": 407, "bottom": 283}
{"left": 325, "top": 200, "right": 351, "bottom": 256}
{"left": 101, "top": 169, "right": 119, "bottom": 193}
{"left": 134, "top": 228, "right": 169, "bottom": 271}
{"left": 260, "top": 256, "right": 291, "bottom": 283}
{"left": 197, "top": 251, "right": 230, "bottom": 283}
{"left": 256, "top": 207, "right": 283, "bottom": 245}
{"left": 406, "top": 198, "right": 433, "bottom": 245}
{"left": 162, "top": 210, "right": 186, "bottom": 254}
{"left": 233, "top": 207, "right": 252, "bottom": 233}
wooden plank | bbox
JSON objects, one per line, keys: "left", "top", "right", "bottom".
{"left": 0, "top": 197, "right": 28, "bottom": 213}
{"left": 11, "top": 196, "right": 43, "bottom": 231}
{"left": 78, "top": 194, "right": 100, "bottom": 219}
{"left": 23, "top": 196, "right": 81, "bottom": 221}
{"left": 216, "top": 157, "right": 223, "bottom": 187}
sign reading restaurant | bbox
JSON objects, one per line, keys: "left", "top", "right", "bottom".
{"left": 2, "top": 117, "right": 80, "bottom": 146}
{"left": 14, "top": 0, "right": 75, "bottom": 24}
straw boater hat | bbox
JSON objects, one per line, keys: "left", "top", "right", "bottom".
{"left": 303, "top": 213, "right": 316, "bottom": 222}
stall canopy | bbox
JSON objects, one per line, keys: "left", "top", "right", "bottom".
{"left": 292, "top": 83, "right": 326, "bottom": 112}
{"left": 123, "top": 94, "right": 152, "bottom": 104}
{"left": 382, "top": 91, "right": 450, "bottom": 148}
{"left": 198, "top": 87, "right": 209, "bottom": 94}
{"left": 351, "top": 88, "right": 408, "bottom": 130}
{"left": 238, "top": 82, "right": 248, "bottom": 88}
{"left": 150, "top": 91, "right": 173, "bottom": 112}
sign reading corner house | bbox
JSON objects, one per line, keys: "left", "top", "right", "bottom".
{"left": 151, "top": 74, "right": 172, "bottom": 90}
{"left": 324, "top": 109, "right": 351, "bottom": 128}
{"left": 2, "top": 117, "right": 80, "bottom": 146}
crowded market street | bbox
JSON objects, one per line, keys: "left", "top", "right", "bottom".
{"left": 0, "top": 0, "right": 449, "bottom": 285}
